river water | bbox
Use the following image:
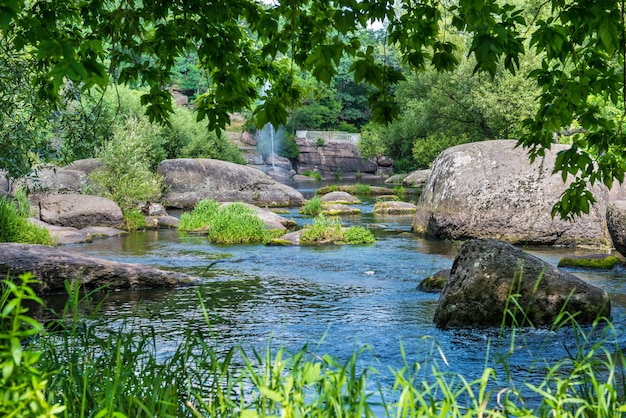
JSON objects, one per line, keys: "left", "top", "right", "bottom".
{"left": 52, "top": 182, "right": 626, "bottom": 406}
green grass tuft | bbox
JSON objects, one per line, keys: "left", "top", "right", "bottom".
{"left": 179, "top": 199, "right": 272, "bottom": 244}
{"left": 299, "top": 196, "right": 323, "bottom": 216}
{"left": 0, "top": 195, "right": 55, "bottom": 245}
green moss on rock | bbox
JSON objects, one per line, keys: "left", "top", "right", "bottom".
{"left": 557, "top": 255, "right": 621, "bottom": 270}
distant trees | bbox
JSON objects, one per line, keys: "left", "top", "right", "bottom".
{"left": 1, "top": 0, "right": 625, "bottom": 218}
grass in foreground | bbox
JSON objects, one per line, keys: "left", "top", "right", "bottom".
{"left": 2, "top": 275, "right": 626, "bottom": 417}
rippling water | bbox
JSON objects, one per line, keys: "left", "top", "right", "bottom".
{"left": 51, "top": 192, "right": 626, "bottom": 403}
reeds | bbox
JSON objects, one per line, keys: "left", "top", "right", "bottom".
{"left": 2, "top": 274, "right": 625, "bottom": 417}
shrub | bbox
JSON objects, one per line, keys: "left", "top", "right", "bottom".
{"left": 0, "top": 194, "right": 55, "bottom": 245}
{"left": 88, "top": 117, "right": 164, "bottom": 213}
{"left": 335, "top": 168, "right": 343, "bottom": 180}
{"left": 343, "top": 226, "right": 376, "bottom": 244}
{"left": 179, "top": 199, "right": 272, "bottom": 244}
{"left": 316, "top": 137, "right": 326, "bottom": 147}
{"left": 299, "top": 196, "right": 323, "bottom": 216}
{"left": 412, "top": 132, "right": 471, "bottom": 169}
{"left": 393, "top": 185, "right": 406, "bottom": 196}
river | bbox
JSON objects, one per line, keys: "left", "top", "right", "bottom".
{"left": 50, "top": 181, "right": 626, "bottom": 406}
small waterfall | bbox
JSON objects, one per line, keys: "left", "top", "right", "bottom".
{"left": 270, "top": 124, "right": 275, "bottom": 168}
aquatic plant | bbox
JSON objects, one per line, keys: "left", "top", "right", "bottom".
{"left": 2, "top": 276, "right": 626, "bottom": 417}
{"left": 557, "top": 255, "right": 621, "bottom": 269}
{"left": 179, "top": 199, "right": 273, "bottom": 244}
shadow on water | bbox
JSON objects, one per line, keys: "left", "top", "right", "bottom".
{"left": 51, "top": 182, "right": 626, "bottom": 404}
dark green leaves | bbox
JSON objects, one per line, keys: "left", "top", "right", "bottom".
{"left": 0, "top": 0, "right": 22, "bottom": 30}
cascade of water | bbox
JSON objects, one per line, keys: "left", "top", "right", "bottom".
{"left": 270, "top": 123, "right": 275, "bottom": 168}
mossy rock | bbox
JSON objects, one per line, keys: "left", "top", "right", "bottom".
{"left": 267, "top": 238, "right": 294, "bottom": 246}
{"left": 417, "top": 269, "right": 450, "bottom": 293}
{"left": 321, "top": 204, "right": 361, "bottom": 215}
{"left": 557, "top": 254, "right": 622, "bottom": 269}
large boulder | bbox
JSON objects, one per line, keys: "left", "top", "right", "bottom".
{"left": 402, "top": 169, "right": 431, "bottom": 187}
{"left": 0, "top": 243, "right": 197, "bottom": 294}
{"left": 39, "top": 194, "right": 124, "bottom": 229}
{"left": 295, "top": 137, "right": 379, "bottom": 176}
{"left": 320, "top": 191, "right": 361, "bottom": 204}
{"left": 412, "top": 140, "right": 611, "bottom": 247}
{"left": 63, "top": 158, "right": 104, "bottom": 176}
{"left": 606, "top": 200, "right": 626, "bottom": 256}
{"left": 158, "top": 158, "right": 304, "bottom": 208}
{"left": 16, "top": 167, "right": 88, "bottom": 201}
{"left": 434, "top": 239, "right": 611, "bottom": 329}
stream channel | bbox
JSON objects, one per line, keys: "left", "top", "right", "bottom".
{"left": 48, "top": 180, "right": 626, "bottom": 408}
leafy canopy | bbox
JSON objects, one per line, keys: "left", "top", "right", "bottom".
{"left": 2, "top": 0, "right": 625, "bottom": 218}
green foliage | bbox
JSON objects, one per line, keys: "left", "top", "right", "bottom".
{"left": 299, "top": 196, "right": 323, "bottom": 216}
{"left": 2, "top": 0, "right": 626, "bottom": 217}
{"left": 300, "top": 215, "right": 375, "bottom": 245}
{"left": 335, "top": 168, "right": 343, "bottom": 180}
{"left": 354, "top": 183, "right": 372, "bottom": 195}
{"left": 302, "top": 170, "right": 323, "bottom": 180}
{"left": 122, "top": 208, "right": 147, "bottom": 232}
{"left": 178, "top": 198, "right": 220, "bottom": 232}
{"left": 412, "top": 133, "right": 472, "bottom": 169}
{"left": 300, "top": 215, "right": 344, "bottom": 245}
{"left": 357, "top": 122, "right": 387, "bottom": 160}
{"left": 343, "top": 226, "right": 376, "bottom": 244}
{"left": 55, "top": 85, "right": 246, "bottom": 166}
{"left": 0, "top": 195, "right": 55, "bottom": 245}
{"left": 557, "top": 255, "right": 621, "bottom": 270}
{"left": 88, "top": 117, "right": 164, "bottom": 213}
{"left": 0, "top": 37, "right": 55, "bottom": 179}
{"left": 393, "top": 186, "right": 406, "bottom": 196}
{"left": 0, "top": 274, "right": 65, "bottom": 417}
{"left": 179, "top": 200, "right": 272, "bottom": 244}
{"left": 316, "top": 137, "right": 326, "bottom": 147}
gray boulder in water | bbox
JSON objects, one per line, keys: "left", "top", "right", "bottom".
{"left": 158, "top": 158, "right": 304, "bottom": 208}
{"left": 0, "top": 243, "right": 198, "bottom": 294}
{"left": 433, "top": 239, "right": 611, "bottom": 329}
{"left": 412, "top": 140, "right": 611, "bottom": 247}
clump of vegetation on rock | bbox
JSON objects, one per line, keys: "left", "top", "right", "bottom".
{"left": 299, "top": 196, "right": 323, "bottom": 216}
{"left": 557, "top": 255, "right": 621, "bottom": 270}
{"left": 300, "top": 215, "right": 375, "bottom": 245}
{"left": 179, "top": 199, "right": 274, "bottom": 244}
{"left": 343, "top": 226, "right": 376, "bottom": 244}
{"left": 0, "top": 191, "right": 55, "bottom": 245}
